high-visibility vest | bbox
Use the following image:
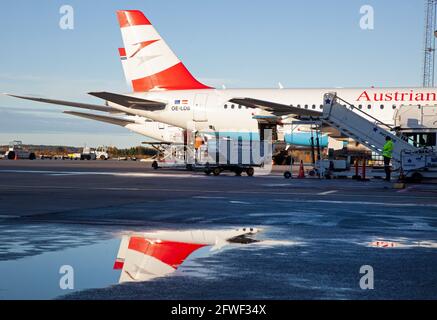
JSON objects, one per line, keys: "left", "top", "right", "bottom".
{"left": 194, "top": 136, "right": 203, "bottom": 149}
{"left": 382, "top": 140, "right": 394, "bottom": 158}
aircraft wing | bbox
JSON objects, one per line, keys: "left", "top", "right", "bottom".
{"left": 229, "top": 97, "right": 322, "bottom": 117}
{"left": 4, "top": 93, "right": 120, "bottom": 114}
{"left": 63, "top": 111, "right": 135, "bottom": 127}
{"left": 88, "top": 92, "right": 166, "bottom": 111}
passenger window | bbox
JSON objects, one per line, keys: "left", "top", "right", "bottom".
{"left": 319, "top": 105, "right": 323, "bottom": 109}
{"left": 367, "top": 105, "right": 371, "bottom": 109}
{"left": 231, "top": 104, "right": 235, "bottom": 109}
{"left": 358, "top": 105, "right": 362, "bottom": 109}
{"left": 224, "top": 104, "right": 228, "bottom": 109}
{"left": 297, "top": 105, "right": 301, "bottom": 108}
{"left": 304, "top": 105, "right": 308, "bottom": 109}
{"left": 380, "top": 105, "right": 384, "bottom": 109}
{"left": 238, "top": 105, "right": 242, "bottom": 109}
{"left": 392, "top": 105, "right": 396, "bottom": 109}
{"left": 312, "top": 104, "right": 316, "bottom": 109}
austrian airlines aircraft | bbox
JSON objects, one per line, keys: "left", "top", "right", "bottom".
{"left": 7, "top": 10, "right": 437, "bottom": 146}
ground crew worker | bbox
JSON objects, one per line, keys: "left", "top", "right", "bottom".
{"left": 194, "top": 135, "right": 203, "bottom": 163}
{"left": 383, "top": 136, "right": 394, "bottom": 181}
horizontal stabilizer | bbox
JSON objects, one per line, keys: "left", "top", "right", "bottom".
{"left": 64, "top": 111, "right": 135, "bottom": 127}
{"left": 230, "top": 97, "right": 322, "bottom": 117}
{"left": 88, "top": 92, "right": 166, "bottom": 111}
{"left": 4, "top": 93, "right": 119, "bottom": 113}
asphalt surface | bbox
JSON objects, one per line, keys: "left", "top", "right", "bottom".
{"left": 0, "top": 159, "right": 436, "bottom": 300}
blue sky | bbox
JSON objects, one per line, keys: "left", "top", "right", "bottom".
{"left": 0, "top": 0, "right": 425, "bottom": 147}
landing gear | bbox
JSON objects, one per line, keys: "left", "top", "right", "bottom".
{"left": 152, "top": 161, "right": 159, "bottom": 170}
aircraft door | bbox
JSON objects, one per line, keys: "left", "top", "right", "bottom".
{"left": 193, "top": 94, "right": 208, "bottom": 122}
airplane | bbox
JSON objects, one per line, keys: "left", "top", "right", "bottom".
{"left": 6, "top": 10, "right": 437, "bottom": 149}
{"left": 114, "top": 228, "right": 260, "bottom": 283}
{"left": 61, "top": 46, "right": 185, "bottom": 145}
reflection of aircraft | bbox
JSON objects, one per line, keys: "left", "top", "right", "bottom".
{"left": 7, "top": 10, "right": 436, "bottom": 147}
{"left": 114, "top": 228, "right": 260, "bottom": 283}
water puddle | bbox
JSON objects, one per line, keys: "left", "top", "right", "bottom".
{"left": 0, "top": 227, "right": 262, "bottom": 299}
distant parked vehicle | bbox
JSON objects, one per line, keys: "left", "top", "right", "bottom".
{"left": 80, "top": 147, "right": 97, "bottom": 160}
{"left": 4, "top": 141, "right": 36, "bottom": 160}
{"left": 39, "top": 154, "right": 53, "bottom": 160}
{"left": 95, "top": 147, "right": 109, "bottom": 160}
{"left": 77, "top": 146, "right": 109, "bottom": 160}
{"left": 68, "top": 152, "right": 82, "bottom": 160}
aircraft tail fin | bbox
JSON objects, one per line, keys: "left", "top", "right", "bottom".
{"left": 116, "top": 10, "right": 211, "bottom": 92}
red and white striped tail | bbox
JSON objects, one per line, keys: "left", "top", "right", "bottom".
{"left": 116, "top": 10, "right": 211, "bottom": 92}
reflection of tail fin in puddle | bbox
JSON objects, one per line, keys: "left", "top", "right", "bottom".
{"left": 114, "top": 228, "right": 260, "bottom": 283}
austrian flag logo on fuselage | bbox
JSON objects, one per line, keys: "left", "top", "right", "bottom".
{"left": 357, "top": 90, "right": 437, "bottom": 103}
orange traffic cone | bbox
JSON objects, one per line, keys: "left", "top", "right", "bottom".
{"left": 297, "top": 160, "right": 305, "bottom": 179}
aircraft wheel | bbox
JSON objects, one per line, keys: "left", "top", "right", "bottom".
{"left": 7, "top": 151, "right": 15, "bottom": 160}
{"left": 29, "top": 153, "right": 36, "bottom": 160}
{"left": 235, "top": 168, "right": 243, "bottom": 176}
{"left": 246, "top": 167, "right": 255, "bottom": 177}
{"left": 284, "top": 171, "right": 292, "bottom": 179}
{"left": 152, "top": 161, "right": 159, "bottom": 170}
{"left": 205, "top": 170, "right": 212, "bottom": 176}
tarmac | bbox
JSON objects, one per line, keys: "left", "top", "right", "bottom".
{"left": 0, "top": 159, "right": 436, "bottom": 299}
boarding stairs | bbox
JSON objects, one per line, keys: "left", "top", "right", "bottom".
{"left": 321, "top": 93, "right": 437, "bottom": 177}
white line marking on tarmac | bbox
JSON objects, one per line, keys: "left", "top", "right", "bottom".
{"left": 318, "top": 190, "right": 338, "bottom": 195}
{"left": 274, "top": 199, "right": 437, "bottom": 208}
{"left": 229, "top": 201, "right": 251, "bottom": 204}
{"left": 0, "top": 215, "right": 19, "bottom": 219}
{"left": 0, "top": 169, "right": 204, "bottom": 178}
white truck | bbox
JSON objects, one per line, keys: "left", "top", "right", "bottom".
{"left": 95, "top": 146, "right": 109, "bottom": 160}
{"left": 80, "top": 146, "right": 109, "bottom": 160}
{"left": 4, "top": 141, "right": 36, "bottom": 160}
